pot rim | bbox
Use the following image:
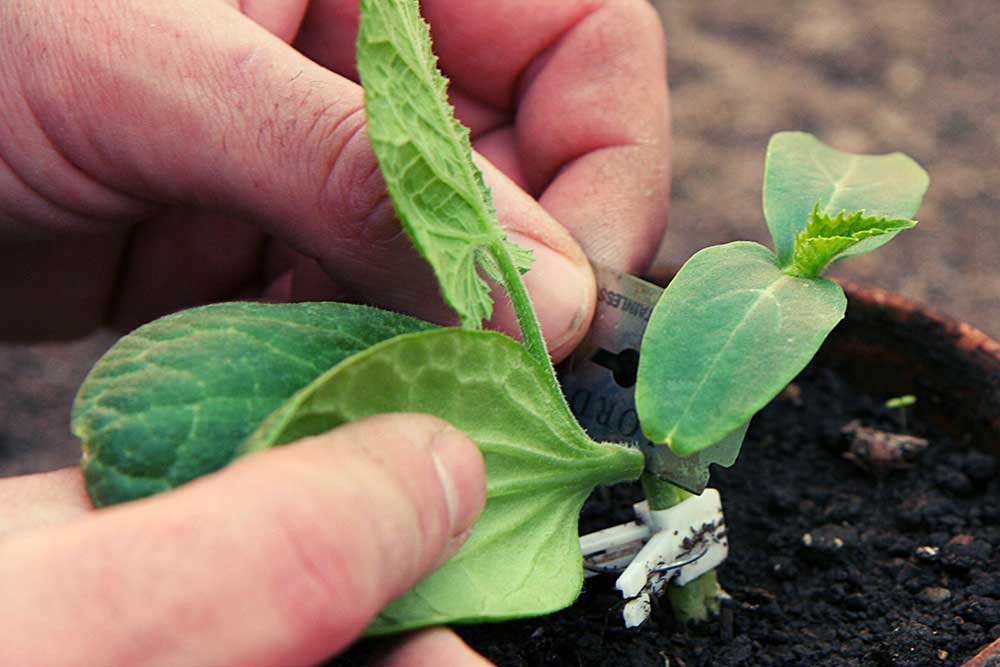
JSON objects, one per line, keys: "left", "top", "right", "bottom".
{"left": 823, "top": 280, "right": 1000, "bottom": 456}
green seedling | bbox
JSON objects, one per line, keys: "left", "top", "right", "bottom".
{"left": 886, "top": 394, "right": 918, "bottom": 431}
{"left": 70, "top": 0, "right": 928, "bottom": 635}
{"left": 886, "top": 395, "right": 917, "bottom": 409}
{"left": 637, "top": 133, "right": 926, "bottom": 456}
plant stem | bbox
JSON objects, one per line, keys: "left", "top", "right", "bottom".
{"left": 490, "top": 241, "right": 557, "bottom": 376}
{"left": 640, "top": 472, "right": 724, "bottom": 624}
{"left": 640, "top": 471, "right": 685, "bottom": 509}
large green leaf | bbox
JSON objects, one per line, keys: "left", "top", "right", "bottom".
{"left": 72, "top": 302, "right": 434, "bottom": 506}
{"left": 241, "top": 329, "right": 644, "bottom": 633}
{"left": 357, "top": 0, "right": 531, "bottom": 329}
{"left": 763, "top": 132, "right": 929, "bottom": 266}
{"left": 636, "top": 242, "right": 845, "bottom": 455}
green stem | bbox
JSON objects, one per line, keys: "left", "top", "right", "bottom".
{"left": 490, "top": 241, "right": 557, "bottom": 379}
{"left": 640, "top": 472, "right": 685, "bottom": 510}
{"left": 640, "top": 472, "right": 723, "bottom": 624}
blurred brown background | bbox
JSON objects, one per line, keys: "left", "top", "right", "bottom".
{"left": 2, "top": 0, "right": 998, "bottom": 477}
{"left": 653, "top": 0, "right": 999, "bottom": 325}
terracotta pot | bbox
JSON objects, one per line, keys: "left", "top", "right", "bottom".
{"left": 964, "top": 635, "right": 1000, "bottom": 667}
{"left": 816, "top": 283, "right": 1000, "bottom": 459}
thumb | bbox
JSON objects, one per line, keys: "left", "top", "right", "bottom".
{"left": 9, "top": 0, "right": 594, "bottom": 356}
{"left": 0, "top": 413, "right": 485, "bottom": 667}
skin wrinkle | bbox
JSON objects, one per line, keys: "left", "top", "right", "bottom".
{"left": 309, "top": 104, "right": 401, "bottom": 253}
{"left": 39, "top": 13, "right": 167, "bottom": 199}
{"left": 42, "top": 2, "right": 158, "bottom": 196}
{"left": 420, "top": 0, "right": 603, "bottom": 111}
{"left": 3, "top": 61, "right": 153, "bottom": 232}
{"left": 0, "top": 148, "right": 77, "bottom": 235}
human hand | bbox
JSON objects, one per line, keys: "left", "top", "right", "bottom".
{"left": 0, "top": 0, "right": 669, "bottom": 360}
{"left": 0, "top": 413, "right": 494, "bottom": 666}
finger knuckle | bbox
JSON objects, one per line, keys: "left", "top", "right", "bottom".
{"left": 307, "top": 104, "right": 401, "bottom": 254}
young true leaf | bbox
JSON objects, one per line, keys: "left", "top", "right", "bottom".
{"left": 764, "top": 132, "right": 929, "bottom": 266}
{"left": 241, "top": 329, "right": 644, "bottom": 633}
{"left": 356, "top": 0, "right": 532, "bottom": 330}
{"left": 787, "top": 205, "right": 917, "bottom": 278}
{"left": 71, "top": 302, "right": 434, "bottom": 506}
{"left": 636, "top": 242, "right": 845, "bottom": 455}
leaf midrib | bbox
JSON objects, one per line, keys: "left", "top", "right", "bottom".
{"left": 664, "top": 274, "right": 789, "bottom": 444}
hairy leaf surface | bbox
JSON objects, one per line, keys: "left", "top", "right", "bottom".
{"left": 357, "top": 0, "right": 531, "bottom": 328}
{"left": 636, "top": 242, "right": 845, "bottom": 455}
{"left": 242, "top": 329, "right": 644, "bottom": 633}
{"left": 763, "top": 132, "right": 928, "bottom": 266}
{"left": 789, "top": 205, "right": 917, "bottom": 278}
{"left": 72, "top": 302, "right": 434, "bottom": 506}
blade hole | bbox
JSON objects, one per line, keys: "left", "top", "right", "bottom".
{"left": 591, "top": 348, "right": 640, "bottom": 388}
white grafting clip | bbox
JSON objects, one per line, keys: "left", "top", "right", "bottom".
{"left": 578, "top": 488, "right": 728, "bottom": 628}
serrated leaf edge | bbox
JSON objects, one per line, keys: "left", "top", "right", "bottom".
{"left": 787, "top": 203, "right": 917, "bottom": 278}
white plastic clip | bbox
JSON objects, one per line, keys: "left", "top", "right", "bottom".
{"left": 579, "top": 520, "right": 652, "bottom": 576}
{"left": 578, "top": 488, "right": 729, "bottom": 628}
{"left": 616, "top": 489, "right": 728, "bottom": 627}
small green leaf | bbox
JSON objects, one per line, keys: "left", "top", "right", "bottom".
{"left": 764, "top": 132, "right": 929, "bottom": 267}
{"left": 885, "top": 394, "right": 917, "bottom": 409}
{"left": 71, "top": 302, "right": 434, "bottom": 506}
{"left": 357, "top": 0, "right": 532, "bottom": 329}
{"left": 242, "top": 329, "right": 643, "bottom": 633}
{"left": 636, "top": 242, "right": 846, "bottom": 455}
{"left": 788, "top": 204, "right": 917, "bottom": 278}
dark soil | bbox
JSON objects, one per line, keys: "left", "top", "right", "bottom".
{"left": 453, "top": 367, "right": 1000, "bottom": 667}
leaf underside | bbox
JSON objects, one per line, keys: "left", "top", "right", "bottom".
{"left": 356, "top": 0, "right": 531, "bottom": 329}
{"left": 763, "top": 131, "right": 929, "bottom": 267}
{"left": 241, "top": 329, "right": 643, "bottom": 634}
{"left": 636, "top": 242, "right": 846, "bottom": 456}
{"left": 789, "top": 205, "right": 917, "bottom": 278}
{"left": 71, "top": 302, "right": 434, "bottom": 506}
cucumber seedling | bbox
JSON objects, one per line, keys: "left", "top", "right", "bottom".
{"left": 71, "top": 0, "right": 928, "bottom": 634}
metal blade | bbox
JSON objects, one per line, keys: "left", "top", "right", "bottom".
{"left": 557, "top": 266, "right": 744, "bottom": 494}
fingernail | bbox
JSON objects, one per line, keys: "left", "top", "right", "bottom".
{"left": 429, "top": 427, "right": 486, "bottom": 538}
{"left": 506, "top": 232, "right": 595, "bottom": 357}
